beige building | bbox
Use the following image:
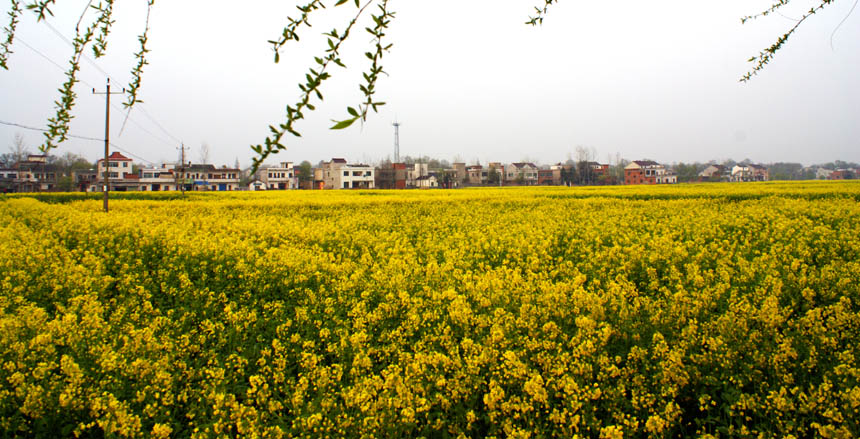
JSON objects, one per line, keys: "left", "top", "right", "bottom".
{"left": 263, "top": 162, "right": 297, "bottom": 190}
{"left": 322, "top": 158, "right": 375, "bottom": 189}
{"left": 507, "top": 163, "right": 539, "bottom": 185}
{"left": 89, "top": 151, "right": 139, "bottom": 192}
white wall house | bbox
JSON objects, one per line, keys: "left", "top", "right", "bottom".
{"left": 322, "top": 158, "right": 375, "bottom": 189}
{"left": 139, "top": 164, "right": 178, "bottom": 191}
{"left": 263, "top": 162, "right": 297, "bottom": 190}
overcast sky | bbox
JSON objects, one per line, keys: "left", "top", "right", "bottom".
{"left": 1, "top": 0, "right": 859, "bottom": 168}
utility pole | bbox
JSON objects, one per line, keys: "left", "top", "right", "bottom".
{"left": 392, "top": 121, "right": 401, "bottom": 163}
{"left": 93, "top": 78, "right": 125, "bottom": 213}
{"left": 177, "top": 143, "right": 187, "bottom": 195}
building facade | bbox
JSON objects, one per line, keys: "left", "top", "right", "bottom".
{"left": 322, "top": 158, "right": 375, "bottom": 189}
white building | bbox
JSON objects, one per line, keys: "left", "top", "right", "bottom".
{"left": 182, "top": 164, "right": 241, "bottom": 191}
{"left": 248, "top": 180, "right": 267, "bottom": 191}
{"left": 88, "top": 151, "right": 139, "bottom": 191}
{"left": 416, "top": 175, "right": 438, "bottom": 189}
{"left": 406, "top": 163, "right": 429, "bottom": 188}
{"left": 263, "top": 162, "right": 297, "bottom": 190}
{"left": 322, "top": 158, "right": 375, "bottom": 189}
{"left": 138, "top": 164, "right": 178, "bottom": 192}
{"left": 507, "top": 163, "right": 539, "bottom": 185}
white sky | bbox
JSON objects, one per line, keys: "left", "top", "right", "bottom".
{"left": 1, "top": 0, "right": 859, "bottom": 168}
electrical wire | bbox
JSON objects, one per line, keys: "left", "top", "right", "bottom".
{"left": 15, "top": 29, "right": 179, "bottom": 149}
{"left": 0, "top": 119, "right": 158, "bottom": 165}
{"left": 41, "top": 19, "right": 183, "bottom": 147}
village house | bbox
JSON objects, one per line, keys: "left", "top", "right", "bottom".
{"left": 828, "top": 169, "right": 857, "bottom": 180}
{"left": 466, "top": 165, "right": 484, "bottom": 185}
{"left": 87, "top": 151, "right": 139, "bottom": 192}
{"left": 0, "top": 167, "right": 17, "bottom": 193}
{"left": 322, "top": 158, "right": 375, "bottom": 189}
{"left": 375, "top": 163, "right": 407, "bottom": 189}
{"left": 624, "top": 160, "right": 677, "bottom": 185}
{"left": 416, "top": 175, "right": 439, "bottom": 189}
{"left": 699, "top": 164, "right": 728, "bottom": 181}
{"left": 3, "top": 154, "right": 62, "bottom": 192}
{"left": 179, "top": 164, "right": 241, "bottom": 191}
{"left": 452, "top": 163, "right": 467, "bottom": 184}
{"left": 138, "top": 164, "right": 178, "bottom": 192}
{"left": 731, "top": 164, "right": 769, "bottom": 182}
{"left": 508, "top": 162, "right": 539, "bottom": 185}
{"left": 262, "top": 162, "right": 297, "bottom": 190}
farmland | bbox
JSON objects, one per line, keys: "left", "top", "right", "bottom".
{"left": 1, "top": 182, "right": 859, "bottom": 438}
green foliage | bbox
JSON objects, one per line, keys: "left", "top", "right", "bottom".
{"left": 0, "top": 0, "right": 21, "bottom": 70}
{"left": 0, "top": 1, "right": 846, "bottom": 168}
{"left": 740, "top": 0, "right": 837, "bottom": 82}
{"left": 250, "top": 0, "right": 394, "bottom": 174}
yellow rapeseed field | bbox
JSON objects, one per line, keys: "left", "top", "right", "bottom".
{"left": 1, "top": 181, "right": 859, "bottom": 438}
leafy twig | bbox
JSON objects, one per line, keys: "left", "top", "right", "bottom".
{"left": 0, "top": 0, "right": 22, "bottom": 69}
{"left": 121, "top": 0, "right": 154, "bottom": 133}
{"left": 250, "top": 0, "right": 377, "bottom": 174}
{"left": 527, "top": 0, "right": 562, "bottom": 26}
{"left": 40, "top": 13, "right": 99, "bottom": 153}
{"left": 741, "top": 0, "right": 835, "bottom": 82}
{"left": 331, "top": 0, "right": 394, "bottom": 130}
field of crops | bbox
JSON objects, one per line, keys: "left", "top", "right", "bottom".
{"left": 1, "top": 182, "right": 859, "bottom": 438}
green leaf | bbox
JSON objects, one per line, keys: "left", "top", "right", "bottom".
{"left": 330, "top": 117, "right": 358, "bottom": 130}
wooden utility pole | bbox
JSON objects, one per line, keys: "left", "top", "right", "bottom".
{"left": 177, "top": 143, "right": 187, "bottom": 195}
{"left": 93, "top": 78, "right": 125, "bottom": 213}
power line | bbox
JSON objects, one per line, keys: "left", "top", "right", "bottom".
{"left": 43, "top": 20, "right": 116, "bottom": 82}
{"left": 15, "top": 37, "right": 98, "bottom": 90}
{"left": 0, "top": 119, "right": 158, "bottom": 165}
{"left": 9, "top": 38, "right": 177, "bottom": 149}
{"left": 40, "top": 19, "right": 183, "bottom": 147}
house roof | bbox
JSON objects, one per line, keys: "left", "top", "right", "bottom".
{"left": 97, "top": 151, "right": 133, "bottom": 162}
{"left": 331, "top": 158, "right": 347, "bottom": 164}
{"left": 512, "top": 162, "right": 537, "bottom": 169}
{"left": 633, "top": 160, "right": 659, "bottom": 167}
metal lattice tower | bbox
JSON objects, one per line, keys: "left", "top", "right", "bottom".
{"left": 393, "top": 121, "right": 401, "bottom": 163}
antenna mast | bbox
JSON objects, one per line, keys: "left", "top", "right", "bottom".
{"left": 393, "top": 121, "right": 401, "bottom": 163}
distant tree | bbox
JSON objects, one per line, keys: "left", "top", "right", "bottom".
{"left": 56, "top": 175, "right": 75, "bottom": 191}
{"left": 199, "top": 143, "right": 211, "bottom": 165}
{"left": 487, "top": 167, "right": 500, "bottom": 185}
{"left": 768, "top": 162, "right": 805, "bottom": 181}
{"left": 53, "top": 152, "right": 93, "bottom": 172}
{"left": 674, "top": 162, "right": 704, "bottom": 183}
{"left": 298, "top": 161, "right": 313, "bottom": 183}
{"left": 9, "top": 133, "right": 30, "bottom": 164}
{"left": 560, "top": 166, "right": 575, "bottom": 186}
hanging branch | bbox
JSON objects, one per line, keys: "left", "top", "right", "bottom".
{"left": 91, "top": 0, "right": 114, "bottom": 58}
{"left": 330, "top": 0, "right": 394, "bottom": 130}
{"left": 41, "top": 16, "right": 98, "bottom": 152}
{"left": 740, "top": 0, "right": 835, "bottom": 82}
{"left": 120, "top": 0, "right": 154, "bottom": 134}
{"left": 268, "top": 0, "right": 327, "bottom": 63}
{"left": 250, "top": 0, "right": 382, "bottom": 174}
{"left": 40, "top": 1, "right": 117, "bottom": 153}
{"left": 23, "top": 0, "right": 57, "bottom": 21}
{"left": 527, "top": 0, "right": 562, "bottom": 26}
{"left": 0, "top": 0, "right": 22, "bottom": 69}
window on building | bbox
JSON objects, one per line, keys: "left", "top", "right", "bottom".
{"left": 343, "top": 182, "right": 349, "bottom": 188}
{"left": 123, "top": 162, "right": 128, "bottom": 168}
{"left": 344, "top": 171, "right": 349, "bottom": 176}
